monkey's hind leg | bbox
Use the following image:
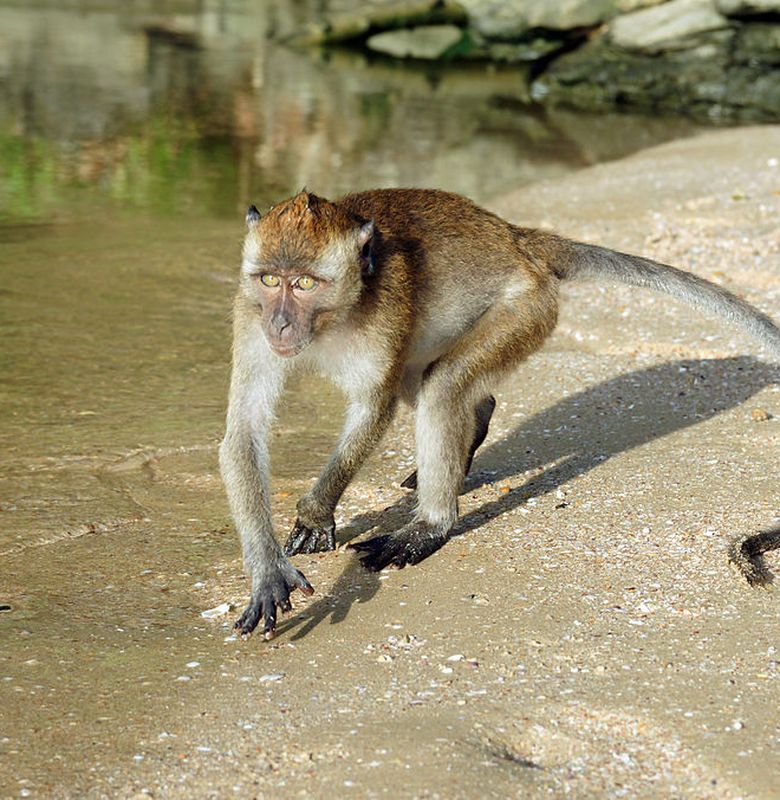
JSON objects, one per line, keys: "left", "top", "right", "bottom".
{"left": 401, "top": 395, "right": 496, "bottom": 490}
{"left": 729, "top": 528, "right": 780, "bottom": 586}
{"left": 356, "top": 290, "right": 558, "bottom": 572}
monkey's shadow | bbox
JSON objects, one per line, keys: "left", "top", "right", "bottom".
{"left": 277, "top": 356, "right": 777, "bottom": 640}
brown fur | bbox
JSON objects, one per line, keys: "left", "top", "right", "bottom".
{"left": 257, "top": 191, "right": 360, "bottom": 272}
{"left": 221, "top": 187, "right": 780, "bottom": 641}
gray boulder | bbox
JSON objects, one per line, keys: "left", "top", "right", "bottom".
{"left": 459, "top": 0, "right": 620, "bottom": 39}
{"left": 536, "top": 30, "right": 780, "bottom": 120}
{"left": 733, "top": 23, "right": 780, "bottom": 65}
{"left": 615, "top": 0, "right": 671, "bottom": 10}
{"left": 366, "top": 24, "right": 464, "bottom": 58}
{"left": 282, "top": 0, "right": 466, "bottom": 44}
{"left": 609, "top": 0, "right": 730, "bottom": 53}
{"left": 716, "top": 0, "right": 780, "bottom": 16}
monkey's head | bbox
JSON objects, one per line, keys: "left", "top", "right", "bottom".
{"left": 240, "top": 191, "right": 375, "bottom": 358}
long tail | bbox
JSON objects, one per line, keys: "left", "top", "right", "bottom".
{"left": 556, "top": 239, "right": 780, "bottom": 584}
{"left": 557, "top": 241, "right": 780, "bottom": 359}
{"left": 729, "top": 529, "right": 780, "bottom": 586}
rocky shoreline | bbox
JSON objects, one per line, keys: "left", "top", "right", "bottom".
{"left": 276, "top": 0, "right": 780, "bottom": 121}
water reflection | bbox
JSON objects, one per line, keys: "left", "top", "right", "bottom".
{"left": 0, "top": 3, "right": 704, "bottom": 223}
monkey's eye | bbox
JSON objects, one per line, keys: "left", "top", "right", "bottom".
{"left": 260, "top": 274, "right": 280, "bottom": 288}
{"left": 295, "top": 275, "right": 318, "bottom": 291}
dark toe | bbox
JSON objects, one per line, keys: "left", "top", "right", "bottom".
{"left": 235, "top": 602, "right": 261, "bottom": 637}
{"left": 284, "top": 525, "right": 309, "bottom": 556}
{"left": 400, "top": 471, "right": 418, "bottom": 490}
{"left": 352, "top": 536, "right": 396, "bottom": 571}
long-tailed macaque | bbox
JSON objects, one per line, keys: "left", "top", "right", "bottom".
{"left": 219, "top": 189, "right": 780, "bottom": 640}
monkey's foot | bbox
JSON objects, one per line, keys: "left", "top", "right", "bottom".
{"left": 235, "top": 561, "right": 314, "bottom": 640}
{"left": 351, "top": 522, "right": 449, "bottom": 571}
{"left": 284, "top": 518, "right": 337, "bottom": 556}
{"left": 400, "top": 470, "right": 417, "bottom": 490}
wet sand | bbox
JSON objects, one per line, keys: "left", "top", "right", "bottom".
{"left": 2, "top": 126, "right": 780, "bottom": 798}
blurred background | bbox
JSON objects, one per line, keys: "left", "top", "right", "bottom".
{"left": 6, "top": 0, "right": 763, "bottom": 226}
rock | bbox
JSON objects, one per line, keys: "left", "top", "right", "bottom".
{"left": 366, "top": 24, "right": 464, "bottom": 58}
{"left": 282, "top": 0, "right": 466, "bottom": 44}
{"left": 536, "top": 33, "right": 780, "bottom": 120}
{"left": 457, "top": 0, "right": 530, "bottom": 39}
{"left": 464, "top": 33, "right": 570, "bottom": 62}
{"left": 616, "top": 0, "right": 668, "bottom": 10}
{"left": 459, "top": 0, "right": 620, "bottom": 40}
{"left": 733, "top": 69, "right": 780, "bottom": 116}
{"left": 716, "top": 0, "right": 780, "bottom": 16}
{"left": 200, "top": 601, "right": 232, "bottom": 618}
{"left": 609, "top": 0, "right": 731, "bottom": 53}
{"left": 540, "top": 36, "right": 729, "bottom": 105}
{"left": 733, "top": 23, "right": 780, "bottom": 65}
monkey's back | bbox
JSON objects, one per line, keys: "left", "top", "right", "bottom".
{"left": 337, "top": 189, "right": 557, "bottom": 384}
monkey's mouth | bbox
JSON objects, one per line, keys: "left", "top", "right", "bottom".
{"left": 267, "top": 339, "right": 307, "bottom": 358}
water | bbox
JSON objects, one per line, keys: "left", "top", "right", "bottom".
{"left": 0, "top": 4, "right": 708, "bottom": 566}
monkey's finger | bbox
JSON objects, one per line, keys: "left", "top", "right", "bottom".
{"left": 350, "top": 536, "right": 397, "bottom": 571}
{"left": 326, "top": 526, "right": 336, "bottom": 551}
{"left": 235, "top": 602, "right": 262, "bottom": 638}
{"left": 290, "top": 569, "right": 314, "bottom": 596}
{"left": 284, "top": 521, "right": 310, "bottom": 556}
{"left": 263, "top": 603, "right": 277, "bottom": 640}
{"left": 348, "top": 537, "right": 383, "bottom": 553}
{"left": 359, "top": 552, "right": 392, "bottom": 572}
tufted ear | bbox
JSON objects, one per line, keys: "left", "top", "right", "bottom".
{"left": 358, "top": 221, "right": 375, "bottom": 277}
{"left": 246, "top": 204, "right": 262, "bottom": 226}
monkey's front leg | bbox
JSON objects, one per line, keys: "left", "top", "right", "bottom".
{"left": 220, "top": 423, "right": 314, "bottom": 638}
{"left": 220, "top": 346, "right": 314, "bottom": 639}
{"left": 284, "top": 393, "right": 397, "bottom": 555}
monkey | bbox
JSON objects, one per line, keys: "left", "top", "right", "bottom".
{"left": 219, "top": 188, "right": 780, "bottom": 640}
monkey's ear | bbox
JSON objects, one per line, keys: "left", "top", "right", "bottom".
{"left": 246, "top": 205, "right": 262, "bottom": 226}
{"left": 358, "top": 221, "right": 376, "bottom": 277}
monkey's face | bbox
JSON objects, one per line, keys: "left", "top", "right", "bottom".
{"left": 240, "top": 191, "right": 375, "bottom": 357}
{"left": 251, "top": 271, "right": 327, "bottom": 357}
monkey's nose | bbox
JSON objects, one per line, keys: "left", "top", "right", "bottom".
{"left": 271, "top": 316, "right": 291, "bottom": 338}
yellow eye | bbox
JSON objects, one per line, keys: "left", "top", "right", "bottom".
{"left": 296, "top": 275, "right": 318, "bottom": 291}
{"left": 260, "top": 274, "right": 280, "bottom": 287}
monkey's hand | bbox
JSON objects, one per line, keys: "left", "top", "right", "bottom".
{"left": 284, "top": 496, "right": 337, "bottom": 555}
{"left": 284, "top": 518, "right": 337, "bottom": 555}
{"left": 235, "top": 559, "right": 314, "bottom": 640}
{"left": 351, "top": 521, "right": 449, "bottom": 571}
